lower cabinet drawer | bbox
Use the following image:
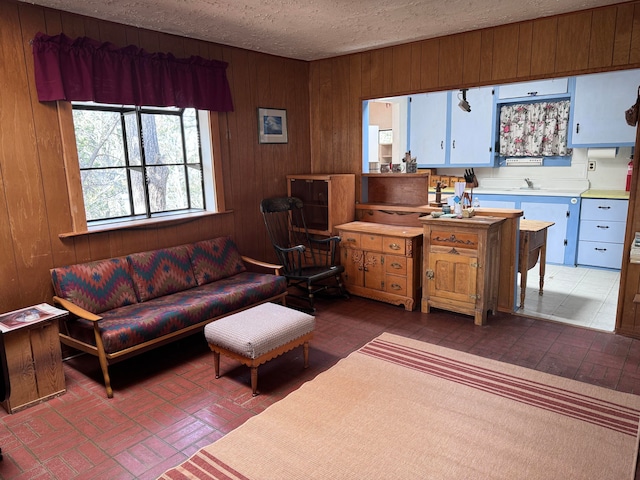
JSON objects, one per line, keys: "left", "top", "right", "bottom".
{"left": 577, "top": 240, "right": 624, "bottom": 269}
{"left": 385, "top": 274, "right": 407, "bottom": 296}
{"left": 579, "top": 220, "right": 626, "bottom": 243}
{"left": 385, "top": 255, "right": 407, "bottom": 275}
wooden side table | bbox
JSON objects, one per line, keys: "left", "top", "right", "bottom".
{"left": 0, "top": 305, "right": 67, "bottom": 413}
{"left": 518, "top": 220, "right": 555, "bottom": 309}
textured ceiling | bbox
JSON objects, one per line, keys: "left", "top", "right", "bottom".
{"left": 21, "top": 0, "right": 623, "bottom": 60}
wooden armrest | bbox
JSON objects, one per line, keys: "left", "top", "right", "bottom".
{"left": 241, "top": 256, "right": 283, "bottom": 275}
{"left": 53, "top": 296, "right": 102, "bottom": 322}
{"left": 310, "top": 236, "right": 341, "bottom": 245}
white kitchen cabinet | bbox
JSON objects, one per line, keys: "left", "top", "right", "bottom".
{"left": 409, "top": 91, "right": 448, "bottom": 166}
{"left": 577, "top": 198, "right": 628, "bottom": 269}
{"left": 569, "top": 70, "right": 639, "bottom": 147}
{"left": 449, "top": 86, "right": 496, "bottom": 166}
{"left": 497, "top": 78, "right": 568, "bottom": 100}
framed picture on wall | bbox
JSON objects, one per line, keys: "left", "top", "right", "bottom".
{"left": 257, "top": 108, "right": 288, "bottom": 143}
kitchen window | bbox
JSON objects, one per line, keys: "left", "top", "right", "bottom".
{"left": 499, "top": 100, "right": 572, "bottom": 157}
{"left": 71, "top": 103, "right": 217, "bottom": 225}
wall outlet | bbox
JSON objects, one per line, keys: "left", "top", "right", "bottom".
{"left": 588, "top": 160, "right": 596, "bottom": 171}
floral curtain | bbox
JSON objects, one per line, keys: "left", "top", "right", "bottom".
{"left": 32, "top": 32, "right": 233, "bottom": 112}
{"left": 499, "top": 100, "right": 571, "bottom": 156}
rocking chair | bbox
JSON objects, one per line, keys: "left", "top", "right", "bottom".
{"left": 260, "top": 196, "right": 347, "bottom": 312}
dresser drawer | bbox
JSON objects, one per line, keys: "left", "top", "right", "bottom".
{"left": 577, "top": 240, "right": 624, "bottom": 269}
{"left": 385, "top": 274, "right": 407, "bottom": 296}
{"left": 382, "top": 236, "right": 406, "bottom": 255}
{"left": 581, "top": 198, "right": 628, "bottom": 222}
{"left": 430, "top": 230, "right": 479, "bottom": 250}
{"left": 361, "top": 233, "right": 383, "bottom": 251}
{"left": 339, "top": 231, "right": 361, "bottom": 249}
{"left": 579, "top": 220, "right": 626, "bottom": 244}
{"left": 385, "top": 255, "right": 407, "bottom": 275}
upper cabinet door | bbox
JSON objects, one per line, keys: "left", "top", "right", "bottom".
{"left": 449, "top": 86, "right": 495, "bottom": 166}
{"left": 569, "top": 70, "right": 639, "bottom": 147}
{"left": 409, "top": 92, "right": 448, "bottom": 166}
{"left": 497, "top": 78, "right": 568, "bottom": 99}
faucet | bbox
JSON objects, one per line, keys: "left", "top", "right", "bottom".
{"left": 524, "top": 178, "right": 534, "bottom": 189}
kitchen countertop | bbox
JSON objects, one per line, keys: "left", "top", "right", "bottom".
{"left": 469, "top": 187, "right": 586, "bottom": 197}
{"left": 581, "top": 189, "right": 629, "bottom": 199}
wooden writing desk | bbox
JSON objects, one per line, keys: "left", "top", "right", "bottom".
{"left": 518, "top": 219, "right": 555, "bottom": 309}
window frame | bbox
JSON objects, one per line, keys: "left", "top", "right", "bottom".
{"left": 57, "top": 101, "right": 226, "bottom": 237}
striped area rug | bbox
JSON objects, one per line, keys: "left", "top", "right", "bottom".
{"left": 159, "top": 333, "right": 640, "bottom": 480}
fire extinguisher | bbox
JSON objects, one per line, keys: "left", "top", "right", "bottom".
{"left": 627, "top": 157, "right": 634, "bottom": 192}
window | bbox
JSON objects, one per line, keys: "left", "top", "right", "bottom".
{"left": 71, "top": 103, "right": 216, "bottom": 225}
{"left": 498, "top": 100, "right": 572, "bottom": 157}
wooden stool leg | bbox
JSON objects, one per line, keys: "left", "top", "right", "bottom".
{"left": 251, "top": 366, "right": 258, "bottom": 396}
{"left": 303, "top": 341, "right": 309, "bottom": 368}
{"left": 213, "top": 351, "right": 221, "bottom": 378}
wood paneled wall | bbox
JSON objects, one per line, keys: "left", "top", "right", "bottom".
{"left": 307, "top": 1, "right": 640, "bottom": 338}
{"left": 0, "top": 0, "right": 310, "bottom": 312}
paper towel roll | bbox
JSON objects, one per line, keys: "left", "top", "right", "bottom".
{"left": 587, "top": 147, "right": 617, "bottom": 159}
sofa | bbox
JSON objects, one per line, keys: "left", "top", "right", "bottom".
{"left": 50, "top": 236, "right": 288, "bottom": 398}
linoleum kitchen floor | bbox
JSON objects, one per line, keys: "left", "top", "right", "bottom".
{"left": 518, "top": 263, "right": 620, "bottom": 331}
{"left": 0, "top": 295, "right": 639, "bottom": 479}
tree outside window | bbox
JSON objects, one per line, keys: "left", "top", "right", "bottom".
{"left": 72, "top": 104, "right": 205, "bottom": 223}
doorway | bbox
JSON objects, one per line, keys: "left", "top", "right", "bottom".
{"left": 517, "top": 263, "right": 619, "bottom": 331}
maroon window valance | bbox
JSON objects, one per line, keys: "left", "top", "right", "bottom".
{"left": 32, "top": 32, "right": 233, "bottom": 112}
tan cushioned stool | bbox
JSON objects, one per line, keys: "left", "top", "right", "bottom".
{"left": 204, "top": 302, "right": 315, "bottom": 395}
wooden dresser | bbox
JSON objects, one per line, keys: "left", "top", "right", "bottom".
{"left": 420, "top": 215, "right": 505, "bottom": 325}
{"left": 335, "top": 221, "right": 423, "bottom": 311}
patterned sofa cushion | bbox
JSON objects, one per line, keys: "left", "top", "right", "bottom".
{"left": 187, "top": 237, "right": 246, "bottom": 286}
{"left": 66, "top": 272, "right": 289, "bottom": 354}
{"left": 127, "top": 245, "right": 197, "bottom": 302}
{"left": 50, "top": 257, "right": 138, "bottom": 314}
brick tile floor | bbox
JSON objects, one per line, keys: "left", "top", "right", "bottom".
{"left": 0, "top": 296, "right": 639, "bottom": 479}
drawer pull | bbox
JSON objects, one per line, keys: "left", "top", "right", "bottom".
{"left": 390, "top": 262, "right": 402, "bottom": 269}
{"left": 596, "top": 225, "right": 609, "bottom": 229}
{"left": 346, "top": 237, "right": 357, "bottom": 242}
{"left": 597, "top": 206, "right": 611, "bottom": 210}
{"left": 426, "top": 269, "right": 434, "bottom": 279}
{"left": 389, "top": 243, "right": 401, "bottom": 250}
{"left": 390, "top": 283, "right": 402, "bottom": 290}
{"left": 595, "top": 248, "right": 607, "bottom": 252}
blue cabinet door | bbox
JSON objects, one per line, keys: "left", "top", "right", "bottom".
{"left": 449, "top": 86, "right": 495, "bottom": 166}
{"left": 409, "top": 92, "right": 448, "bottom": 166}
{"left": 520, "top": 200, "right": 570, "bottom": 265}
{"left": 569, "top": 70, "right": 639, "bottom": 147}
{"left": 497, "top": 78, "right": 568, "bottom": 99}
{"left": 475, "top": 194, "right": 580, "bottom": 266}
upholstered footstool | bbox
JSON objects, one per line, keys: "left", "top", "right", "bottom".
{"left": 204, "top": 302, "right": 315, "bottom": 395}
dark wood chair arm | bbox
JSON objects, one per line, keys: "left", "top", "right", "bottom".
{"left": 53, "top": 296, "right": 103, "bottom": 322}
{"left": 309, "top": 235, "right": 341, "bottom": 246}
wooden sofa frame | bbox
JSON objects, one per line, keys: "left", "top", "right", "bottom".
{"left": 53, "top": 256, "right": 286, "bottom": 398}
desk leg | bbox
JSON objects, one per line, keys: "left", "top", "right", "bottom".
{"left": 538, "top": 230, "right": 548, "bottom": 296}
{"left": 519, "top": 236, "right": 529, "bottom": 309}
